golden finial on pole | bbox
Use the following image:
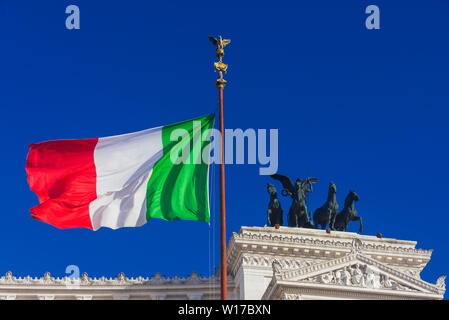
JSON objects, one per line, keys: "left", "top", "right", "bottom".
{"left": 208, "top": 35, "right": 231, "bottom": 88}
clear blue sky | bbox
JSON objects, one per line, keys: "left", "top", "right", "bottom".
{"left": 0, "top": 1, "right": 447, "bottom": 298}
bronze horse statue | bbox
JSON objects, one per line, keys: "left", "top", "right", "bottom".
{"left": 267, "top": 183, "right": 283, "bottom": 227}
{"left": 334, "top": 191, "right": 362, "bottom": 233}
{"left": 313, "top": 182, "right": 338, "bottom": 230}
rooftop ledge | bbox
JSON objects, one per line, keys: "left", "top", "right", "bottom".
{"left": 236, "top": 226, "right": 418, "bottom": 246}
{"left": 229, "top": 226, "right": 433, "bottom": 257}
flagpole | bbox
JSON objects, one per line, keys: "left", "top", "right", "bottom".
{"left": 209, "top": 35, "right": 230, "bottom": 300}
{"left": 218, "top": 84, "right": 227, "bottom": 300}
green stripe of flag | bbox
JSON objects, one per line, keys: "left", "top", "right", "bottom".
{"left": 146, "top": 114, "right": 215, "bottom": 222}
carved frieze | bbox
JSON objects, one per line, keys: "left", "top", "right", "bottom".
{"left": 303, "top": 263, "right": 418, "bottom": 292}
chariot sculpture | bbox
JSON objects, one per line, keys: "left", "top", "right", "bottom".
{"left": 268, "top": 174, "right": 363, "bottom": 233}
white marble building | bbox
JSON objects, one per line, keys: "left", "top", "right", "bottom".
{"left": 0, "top": 227, "right": 445, "bottom": 300}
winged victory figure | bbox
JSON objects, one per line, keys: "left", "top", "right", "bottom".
{"left": 270, "top": 174, "right": 317, "bottom": 228}
{"left": 208, "top": 36, "right": 231, "bottom": 59}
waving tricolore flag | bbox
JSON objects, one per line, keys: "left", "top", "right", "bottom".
{"left": 26, "top": 114, "right": 214, "bottom": 230}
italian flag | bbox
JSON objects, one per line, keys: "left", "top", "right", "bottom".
{"left": 26, "top": 114, "right": 215, "bottom": 230}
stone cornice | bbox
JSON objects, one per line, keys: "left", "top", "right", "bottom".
{"left": 0, "top": 271, "right": 234, "bottom": 289}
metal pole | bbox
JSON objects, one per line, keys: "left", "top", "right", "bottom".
{"left": 208, "top": 35, "right": 230, "bottom": 300}
{"left": 218, "top": 85, "right": 227, "bottom": 300}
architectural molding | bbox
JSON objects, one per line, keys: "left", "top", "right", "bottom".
{"left": 0, "top": 271, "right": 217, "bottom": 287}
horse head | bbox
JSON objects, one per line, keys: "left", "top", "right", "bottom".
{"left": 349, "top": 190, "right": 360, "bottom": 202}
{"left": 344, "top": 190, "right": 359, "bottom": 207}
{"left": 328, "top": 182, "right": 337, "bottom": 194}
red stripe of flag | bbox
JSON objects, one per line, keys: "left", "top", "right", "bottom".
{"left": 26, "top": 138, "right": 99, "bottom": 229}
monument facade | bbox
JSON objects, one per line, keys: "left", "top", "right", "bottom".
{"left": 0, "top": 227, "right": 445, "bottom": 300}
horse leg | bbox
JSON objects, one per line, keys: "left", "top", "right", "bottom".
{"left": 288, "top": 210, "right": 296, "bottom": 227}
{"left": 330, "top": 212, "right": 337, "bottom": 230}
{"left": 313, "top": 210, "right": 320, "bottom": 229}
{"left": 351, "top": 217, "right": 363, "bottom": 233}
{"left": 352, "top": 217, "right": 363, "bottom": 233}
